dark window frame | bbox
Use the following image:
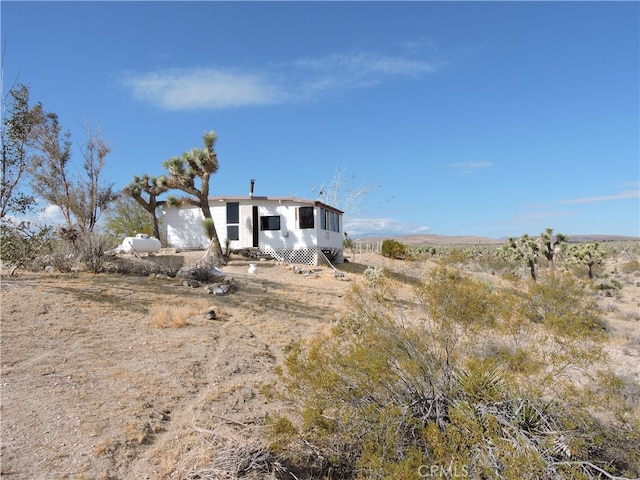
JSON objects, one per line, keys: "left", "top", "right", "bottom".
{"left": 260, "top": 215, "right": 281, "bottom": 231}
{"left": 226, "top": 202, "right": 240, "bottom": 241}
{"left": 299, "top": 206, "right": 314, "bottom": 229}
{"left": 227, "top": 225, "right": 239, "bottom": 241}
{"left": 226, "top": 202, "right": 239, "bottom": 224}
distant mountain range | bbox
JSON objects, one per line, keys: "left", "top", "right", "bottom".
{"left": 353, "top": 233, "right": 640, "bottom": 246}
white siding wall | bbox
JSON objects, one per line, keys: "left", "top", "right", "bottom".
{"left": 252, "top": 201, "right": 337, "bottom": 251}
{"left": 211, "top": 203, "right": 227, "bottom": 246}
{"left": 316, "top": 225, "right": 344, "bottom": 251}
{"left": 163, "top": 206, "right": 209, "bottom": 249}
{"left": 315, "top": 207, "right": 343, "bottom": 251}
{"left": 162, "top": 199, "right": 343, "bottom": 256}
{"left": 257, "top": 203, "right": 293, "bottom": 250}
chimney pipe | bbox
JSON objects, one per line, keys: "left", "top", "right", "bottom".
{"left": 250, "top": 179, "right": 255, "bottom": 198}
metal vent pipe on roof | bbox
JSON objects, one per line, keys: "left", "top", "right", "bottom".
{"left": 250, "top": 179, "right": 255, "bottom": 198}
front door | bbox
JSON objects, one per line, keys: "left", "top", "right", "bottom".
{"left": 252, "top": 206, "right": 259, "bottom": 248}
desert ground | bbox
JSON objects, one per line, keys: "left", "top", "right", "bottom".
{"left": 1, "top": 245, "right": 639, "bottom": 479}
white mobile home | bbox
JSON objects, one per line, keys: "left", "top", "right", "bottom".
{"left": 161, "top": 195, "right": 344, "bottom": 265}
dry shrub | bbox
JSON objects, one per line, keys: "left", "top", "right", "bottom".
{"left": 77, "top": 233, "right": 117, "bottom": 273}
{"left": 111, "top": 254, "right": 185, "bottom": 277}
{"left": 152, "top": 426, "right": 291, "bottom": 480}
{"left": 150, "top": 304, "right": 191, "bottom": 328}
{"left": 620, "top": 259, "right": 640, "bottom": 274}
{"left": 48, "top": 240, "right": 77, "bottom": 273}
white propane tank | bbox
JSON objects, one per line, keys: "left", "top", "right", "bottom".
{"left": 121, "top": 234, "right": 162, "bottom": 254}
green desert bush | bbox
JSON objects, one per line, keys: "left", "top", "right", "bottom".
{"left": 475, "top": 248, "right": 514, "bottom": 274}
{"left": 271, "top": 266, "right": 638, "bottom": 479}
{"left": 411, "top": 244, "right": 439, "bottom": 258}
{"left": 0, "top": 220, "right": 55, "bottom": 273}
{"left": 521, "top": 274, "right": 608, "bottom": 339}
{"left": 381, "top": 239, "right": 408, "bottom": 260}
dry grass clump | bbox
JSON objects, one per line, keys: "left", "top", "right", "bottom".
{"left": 93, "top": 437, "right": 118, "bottom": 457}
{"left": 148, "top": 424, "right": 292, "bottom": 480}
{"left": 149, "top": 300, "right": 208, "bottom": 328}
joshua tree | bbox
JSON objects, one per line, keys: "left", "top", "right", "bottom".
{"left": 123, "top": 174, "right": 168, "bottom": 240}
{"left": 161, "top": 131, "right": 225, "bottom": 266}
{"left": 567, "top": 242, "right": 606, "bottom": 279}
{"left": 502, "top": 228, "right": 570, "bottom": 281}
{"left": 502, "top": 233, "right": 541, "bottom": 281}
{"left": 538, "top": 227, "right": 569, "bottom": 273}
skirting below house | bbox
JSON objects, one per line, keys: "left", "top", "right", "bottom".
{"left": 260, "top": 246, "right": 343, "bottom": 266}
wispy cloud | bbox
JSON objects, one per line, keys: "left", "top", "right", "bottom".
{"left": 345, "top": 217, "right": 429, "bottom": 237}
{"left": 122, "top": 68, "right": 283, "bottom": 110}
{"left": 121, "top": 48, "right": 440, "bottom": 111}
{"left": 560, "top": 189, "right": 639, "bottom": 205}
{"left": 293, "top": 51, "right": 438, "bottom": 94}
{"left": 449, "top": 162, "right": 493, "bottom": 174}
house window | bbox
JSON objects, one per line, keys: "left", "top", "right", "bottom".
{"left": 260, "top": 215, "right": 281, "bottom": 231}
{"left": 226, "top": 202, "right": 239, "bottom": 223}
{"left": 299, "top": 206, "right": 314, "bottom": 229}
{"left": 227, "top": 225, "right": 239, "bottom": 241}
{"left": 226, "top": 202, "right": 239, "bottom": 240}
{"left": 320, "top": 208, "right": 340, "bottom": 233}
{"left": 330, "top": 211, "right": 340, "bottom": 232}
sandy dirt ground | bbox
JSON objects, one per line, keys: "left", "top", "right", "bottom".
{"left": 1, "top": 250, "right": 638, "bottom": 479}
{"left": 1, "top": 252, "right": 360, "bottom": 479}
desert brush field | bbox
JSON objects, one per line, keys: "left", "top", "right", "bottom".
{"left": 1, "top": 240, "right": 639, "bottom": 480}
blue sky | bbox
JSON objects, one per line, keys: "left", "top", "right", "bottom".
{"left": 2, "top": 1, "right": 638, "bottom": 239}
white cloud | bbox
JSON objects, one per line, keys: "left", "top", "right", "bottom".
{"left": 294, "top": 51, "right": 437, "bottom": 93}
{"left": 5, "top": 203, "right": 66, "bottom": 228}
{"left": 39, "top": 204, "right": 66, "bottom": 224}
{"left": 121, "top": 48, "right": 440, "bottom": 111}
{"left": 560, "top": 189, "right": 639, "bottom": 205}
{"left": 345, "top": 217, "right": 429, "bottom": 238}
{"left": 122, "top": 68, "right": 282, "bottom": 110}
{"left": 449, "top": 162, "right": 493, "bottom": 174}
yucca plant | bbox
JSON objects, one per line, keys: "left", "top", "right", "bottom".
{"left": 202, "top": 218, "right": 216, "bottom": 240}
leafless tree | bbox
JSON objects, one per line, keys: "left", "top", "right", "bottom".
{"left": 311, "top": 164, "right": 389, "bottom": 224}
{"left": 28, "top": 118, "right": 116, "bottom": 233}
